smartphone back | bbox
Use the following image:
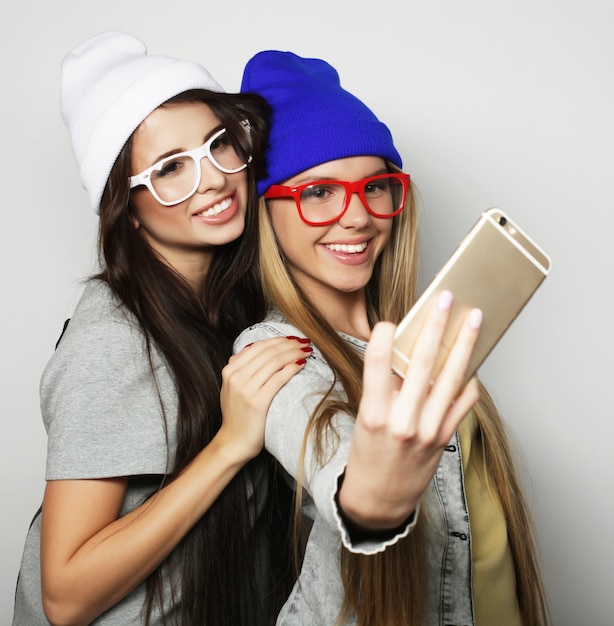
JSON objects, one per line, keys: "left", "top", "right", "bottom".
{"left": 391, "top": 208, "right": 551, "bottom": 382}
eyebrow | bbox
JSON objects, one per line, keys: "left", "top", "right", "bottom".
{"left": 290, "top": 167, "right": 389, "bottom": 186}
{"left": 146, "top": 124, "right": 225, "bottom": 168}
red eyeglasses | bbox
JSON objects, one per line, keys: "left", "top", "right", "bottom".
{"left": 263, "top": 173, "right": 410, "bottom": 226}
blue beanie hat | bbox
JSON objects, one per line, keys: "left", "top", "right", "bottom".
{"left": 240, "top": 50, "right": 402, "bottom": 196}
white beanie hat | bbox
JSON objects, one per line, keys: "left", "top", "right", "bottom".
{"left": 60, "top": 31, "right": 225, "bottom": 214}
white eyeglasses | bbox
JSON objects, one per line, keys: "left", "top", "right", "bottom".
{"left": 129, "top": 128, "right": 249, "bottom": 206}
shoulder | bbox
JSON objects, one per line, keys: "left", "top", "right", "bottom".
{"left": 52, "top": 280, "right": 145, "bottom": 365}
{"left": 41, "top": 280, "right": 178, "bottom": 478}
{"left": 65, "top": 279, "right": 140, "bottom": 338}
{"left": 234, "top": 309, "right": 306, "bottom": 351}
{"left": 41, "top": 279, "right": 170, "bottom": 414}
{"left": 234, "top": 310, "right": 333, "bottom": 373}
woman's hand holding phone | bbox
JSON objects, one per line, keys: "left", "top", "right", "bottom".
{"left": 338, "top": 291, "right": 482, "bottom": 533}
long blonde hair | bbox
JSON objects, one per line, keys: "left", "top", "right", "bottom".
{"left": 258, "top": 170, "right": 550, "bottom": 625}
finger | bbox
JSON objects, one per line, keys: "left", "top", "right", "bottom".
{"left": 229, "top": 336, "right": 295, "bottom": 365}
{"left": 229, "top": 336, "right": 307, "bottom": 372}
{"left": 359, "top": 322, "right": 397, "bottom": 428}
{"left": 394, "top": 291, "right": 455, "bottom": 424}
{"left": 436, "top": 377, "right": 481, "bottom": 444}
{"left": 224, "top": 337, "right": 310, "bottom": 390}
{"left": 426, "top": 307, "right": 482, "bottom": 420}
{"left": 256, "top": 359, "right": 308, "bottom": 404}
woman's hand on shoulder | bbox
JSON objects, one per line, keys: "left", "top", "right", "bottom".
{"left": 218, "top": 336, "right": 311, "bottom": 462}
{"left": 339, "top": 292, "right": 481, "bottom": 532}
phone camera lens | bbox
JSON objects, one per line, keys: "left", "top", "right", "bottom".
{"left": 498, "top": 216, "right": 507, "bottom": 226}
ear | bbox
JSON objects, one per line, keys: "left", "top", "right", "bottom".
{"left": 131, "top": 214, "right": 141, "bottom": 229}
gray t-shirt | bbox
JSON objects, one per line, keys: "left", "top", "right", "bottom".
{"left": 13, "top": 279, "right": 179, "bottom": 625}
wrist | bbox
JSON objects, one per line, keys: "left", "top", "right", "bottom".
{"left": 208, "top": 428, "right": 259, "bottom": 470}
{"left": 336, "top": 470, "right": 417, "bottom": 534}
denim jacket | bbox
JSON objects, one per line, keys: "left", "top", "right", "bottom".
{"left": 235, "top": 311, "right": 476, "bottom": 626}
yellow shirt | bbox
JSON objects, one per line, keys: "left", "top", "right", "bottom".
{"left": 458, "top": 411, "right": 523, "bottom": 626}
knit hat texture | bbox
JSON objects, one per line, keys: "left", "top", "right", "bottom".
{"left": 61, "top": 31, "right": 224, "bottom": 213}
{"left": 240, "top": 50, "right": 402, "bottom": 196}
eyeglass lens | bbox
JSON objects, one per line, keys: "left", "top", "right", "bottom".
{"left": 150, "top": 131, "right": 246, "bottom": 204}
{"left": 298, "top": 175, "right": 405, "bottom": 224}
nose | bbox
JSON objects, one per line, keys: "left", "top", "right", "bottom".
{"left": 337, "top": 191, "right": 371, "bottom": 228}
{"left": 196, "top": 156, "right": 226, "bottom": 194}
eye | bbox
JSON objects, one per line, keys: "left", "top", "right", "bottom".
{"left": 152, "top": 158, "right": 185, "bottom": 179}
{"left": 364, "top": 178, "right": 390, "bottom": 195}
{"left": 210, "top": 132, "right": 233, "bottom": 152}
{"left": 300, "top": 183, "right": 338, "bottom": 203}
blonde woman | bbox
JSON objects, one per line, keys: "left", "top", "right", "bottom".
{"left": 236, "top": 50, "right": 550, "bottom": 625}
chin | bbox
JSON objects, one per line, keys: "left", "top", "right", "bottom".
{"left": 335, "top": 273, "right": 373, "bottom": 293}
{"left": 335, "top": 281, "right": 370, "bottom": 294}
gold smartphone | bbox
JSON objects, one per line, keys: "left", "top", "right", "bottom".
{"left": 391, "top": 208, "right": 551, "bottom": 383}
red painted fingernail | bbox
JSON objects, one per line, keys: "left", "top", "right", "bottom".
{"left": 300, "top": 346, "right": 313, "bottom": 353}
{"left": 295, "top": 358, "right": 306, "bottom": 366}
{"left": 286, "top": 335, "right": 299, "bottom": 340}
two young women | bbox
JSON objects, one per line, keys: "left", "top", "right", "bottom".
{"left": 236, "top": 50, "right": 551, "bottom": 625}
{"left": 13, "top": 31, "right": 549, "bottom": 625}
{"left": 13, "top": 32, "right": 305, "bottom": 625}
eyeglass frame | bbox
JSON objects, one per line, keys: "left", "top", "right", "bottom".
{"left": 128, "top": 127, "right": 250, "bottom": 206}
{"left": 263, "top": 173, "right": 411, "bottom": 226}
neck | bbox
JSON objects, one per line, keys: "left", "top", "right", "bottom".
{"left": 159, "top": 249, "right": 212, "bottom": 294}
{"left": 307, "top": 287, "right": 372, "bottom": 341}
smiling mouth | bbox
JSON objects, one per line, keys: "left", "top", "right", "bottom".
{"left": 323, "top": 241, "right": 368, "bottom": 254}
{"left": 195, "top": 196, "right": 233, "bottom": 217}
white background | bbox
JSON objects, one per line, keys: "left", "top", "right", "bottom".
{"left": 2, "top": 1, "right": 612, "bottom": 624}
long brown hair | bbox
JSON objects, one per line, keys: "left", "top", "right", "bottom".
{"left": 258, "top": 167, "right": 550, "bottom": 625}
{"left": 98, "top": 89, "right": 292, "bottom": 625}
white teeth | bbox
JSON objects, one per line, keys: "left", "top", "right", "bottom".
{"left": 324, "top": 242, "right": 368, "bottom": 254}
{"left": 196, "top": 197, "right": 232, "bottom": 217}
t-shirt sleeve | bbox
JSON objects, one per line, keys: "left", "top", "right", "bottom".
{"left": 42, "top": 312, "right": 177, "bottom": 480}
